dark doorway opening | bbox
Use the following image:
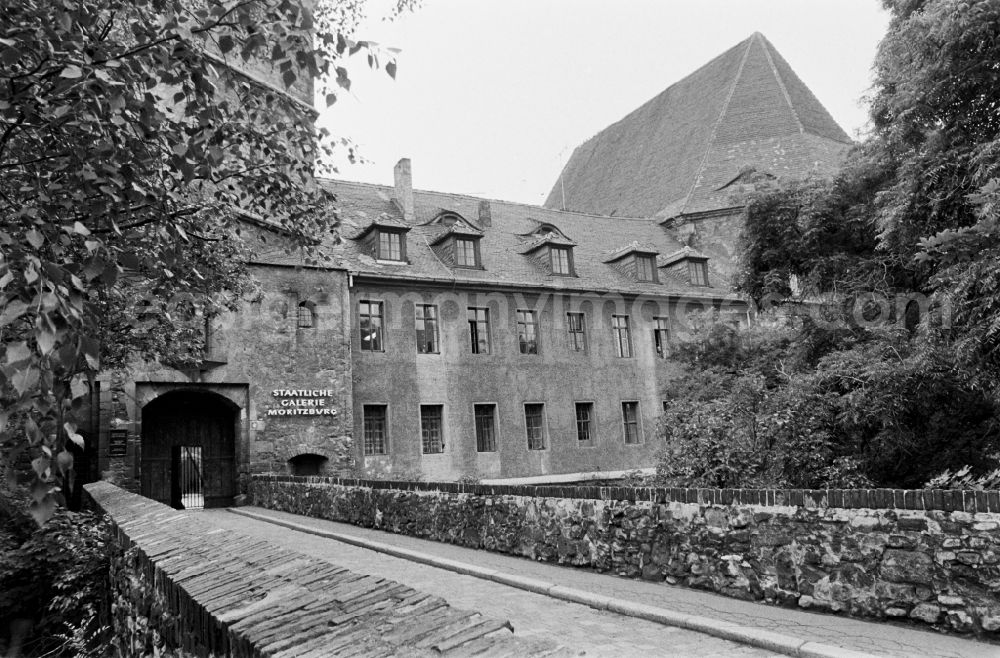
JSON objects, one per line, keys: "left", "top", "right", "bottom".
{"left": 141, "top": 390, "right": 237, "bottom": 509}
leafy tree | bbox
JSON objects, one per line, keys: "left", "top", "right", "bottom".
{"left": 657, "top": 319, "right": 1000, "bottom": 489}
{"left": 739, "top": 0, "right": 1000, "bottom": 354}
{"left": 0, "top": 0, "right": 411, "bottom": 523}
{"left": 725, "top": 0, "right": 1000, "bottom": 489}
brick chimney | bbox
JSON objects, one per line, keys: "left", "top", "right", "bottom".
{"left": 478, "top": 199, "right": 492, "bottom": 227}
{"left": 393, "top": 158, "right": 415, "bottom": 222}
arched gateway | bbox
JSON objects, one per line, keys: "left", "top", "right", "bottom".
{"left": 140, "top": 390, "right": 238, "bottom": 509}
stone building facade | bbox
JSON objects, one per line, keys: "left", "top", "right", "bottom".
{"left": 87, "top": 32, "right": 850, "bottom": 506}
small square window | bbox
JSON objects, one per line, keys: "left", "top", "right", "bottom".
{"left": 416, "top": 304, "right": 439, "bottom": 354}
{"left": 622, "top": 401, "right": 641, "bottom": 444}
{"left": 421, "top": 405, "right": 444, "bottom": 454}
{"left": 297, "top": 301, "right": 315, "bottom": 329}
{"left": 456, "top": 238, "right": 478, "bottom": 267}
{"left": 637, "top": 255, "right": 657, "bottom": 282}
{"left": 359, "top": 301, "right": 384, "bottom": 351}
{"left": 524, "top": 403, "right": 546, "bottom": 450}
{"left": 378, "top": 231, "right": 404, "bottom": 261}
{"left": 689, "top": 260, "right": 709, "bottom": 286}
{"left": 575, "top": 403, "right": 593, "bottom": 442}
{"left": 516, "top": 310, "right": 538, "bottom": 354}
{"left": 363, "top": 405, "right": 387, "bottom": 455}
{"left": 551, "top": 247, "right": 572, "bottom": 275}
{"left": 567, "top": 312, "right": 586, "bottom": 351}
{"left": 474, "top": 404, "right": 497, "bottom": 452}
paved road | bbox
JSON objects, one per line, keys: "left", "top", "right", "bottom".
{"left": 202, "top": 509, "right": 780, "bottom": 657}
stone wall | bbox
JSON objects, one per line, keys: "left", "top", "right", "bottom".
{"left": 90, "top": 264, "right": 354, "bottom": 502}
{"left": 250, "top": 475, "right": 1000, "bottom": 638}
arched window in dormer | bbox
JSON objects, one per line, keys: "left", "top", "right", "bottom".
{"left": 437, "top": 212, "right": 460, "bottom": 227}
{"left": 297, "top": 301, "right": 316, "bottom": 329}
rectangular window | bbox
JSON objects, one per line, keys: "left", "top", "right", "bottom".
{"left": 612, "top": 314, "right": 632, "bottom": 358}
{"left": 524, "top": 403, "right": 546, "bottom": 450}
{"left": 474, "top": 404, "right": 497, "bottom": 452}
{"left": 378, "top": 231, "right": 403, "bottom": 261}
{"left": 420, "top": 405, "right": 444, "bottom": 454}
{"left": 359, "top": 301, "right": 384, "bottom": 352}
{"left": 567, "top": 312, "right": 586, "bottom": 351}
{"left": 689, "top": 261, "right": 709, "bottom": 286}
{"left": 516, "top": 310, "right": 538, "bottom": 354}
{"left": 551, "top": 247, "right": 572, "bottom": 275}
{"left": 415, "top": 304, "right": 439, "bottom": 354}
{"left": 653, "top": 317, "right": 670, "bottom": 357}
{"left": 468, "top": 307, "right": 491, "bottom": 354}
{"left": 456, "top": 238, "right": 478, "bottom": 267}
{"left": 637, "top": 255, "right": 656, "bottom": 282}
{"left": 363, "top": 405, "right": 387, "bottom": 455}
{"left": 622, "top": 401, "right": 640, "bottom": 444}
{"left": 575, "top": 403, "right": 593, "bottom": 442}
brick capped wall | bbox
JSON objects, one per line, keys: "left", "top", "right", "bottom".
{"left": 85, "top": 481, "right": 527, "bottom": 656}
{"left": 250, "top": 475, "right": 1000, "bottom": 638}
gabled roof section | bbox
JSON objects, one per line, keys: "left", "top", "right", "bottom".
{"left": 660, "top": 246, "right": 709, "bottom": 267}
{"left": 345, "top": 214, "right": 411, "bottom": 241}
{"left": 428, "top": 219, "right": 484, "bottom": 246}
{"left": 601, "top": 241, "right": 660, "bottom": 264}
{"left": 545, "top": 32, "right": 852, "bottom": 219}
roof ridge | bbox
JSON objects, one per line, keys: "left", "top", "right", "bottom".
{"left": 320, "top": 176, "right": 662, "bottom": 223}
{"left": 756, "top": 33, "right": 805, "bottom": 135}
{"left": 672, "top": 33, "right": 755, "bottom": 216}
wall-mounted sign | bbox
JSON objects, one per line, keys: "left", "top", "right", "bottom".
{"left": 266, "top": 388, "right": 339, "bottom": 417}
{"left": 109, "top": 429, "right": 128, "bottom": 457}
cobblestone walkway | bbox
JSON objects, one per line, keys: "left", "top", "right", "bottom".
{"left": 204, "top": 509, "right": 781, "bottom": 657}
{"left": 214, "top": 507, "right": 1000, "bottom": 658}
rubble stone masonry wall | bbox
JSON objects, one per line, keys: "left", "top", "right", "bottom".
{"left": 250, "top": 475, "right": 1000, "bottom": 638}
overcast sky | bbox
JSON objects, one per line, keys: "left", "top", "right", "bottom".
{"left": 318, "top": 0, "right": 890, "bottom": 205}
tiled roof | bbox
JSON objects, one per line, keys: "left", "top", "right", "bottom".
{"left": 661, "top": 246, "right": 709, "bottom": 266}
{"left": 517, "top": 233, "right": 578, "bottom": 255}
{"left": 262, "top": 178, "right": 742, "bottom": 300}
{"left": 545, "top": 33, "right": 852, "bottom": 218}
{"left": 344, "top": 214, "right": 411, "bottom": 240}
{"left": 427, "top": 223, "right": 484, "bottom": 246}
{"left": 601, "top": 241, "right": 660, "bottom": 263}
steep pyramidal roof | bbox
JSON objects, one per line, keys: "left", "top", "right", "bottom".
{"left": 545, "top": 33, "right": 853, "bottom": 218}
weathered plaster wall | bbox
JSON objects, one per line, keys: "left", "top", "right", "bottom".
{"left": 350, "top": 283, "right": 688, "bottom": 481}
{"left": 251, "top": 475, "right": 1000, "bottom": 638}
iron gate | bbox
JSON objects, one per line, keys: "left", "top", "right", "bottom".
{"left": 172, "top": 445, "right": 204, "bottom": 509}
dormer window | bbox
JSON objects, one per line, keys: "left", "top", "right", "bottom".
{"left": 456, "top": 238, "right": 479, "bottom": 267}
{"left": 427, "top": 211, "right": 484, "bottom": 270}
{"left": 377, "top": 230, "right": 405, "bottom": 261}
{"left": 602, "top": 243, "right": 660, "bottom": 283}
{"left": 660, "top": 247, "right": 710, "bottom": 287}
{"left": 689, "top": 260, "right": 709, "bottom": 286}
{"left": 550, "top": 246, "right": 573, "bottom": 276}
{"left": 518, "top": 222, "right": 578, "bottom": 277}
{"left": 637, "top": 255, "right": 656, "bottom": 282}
